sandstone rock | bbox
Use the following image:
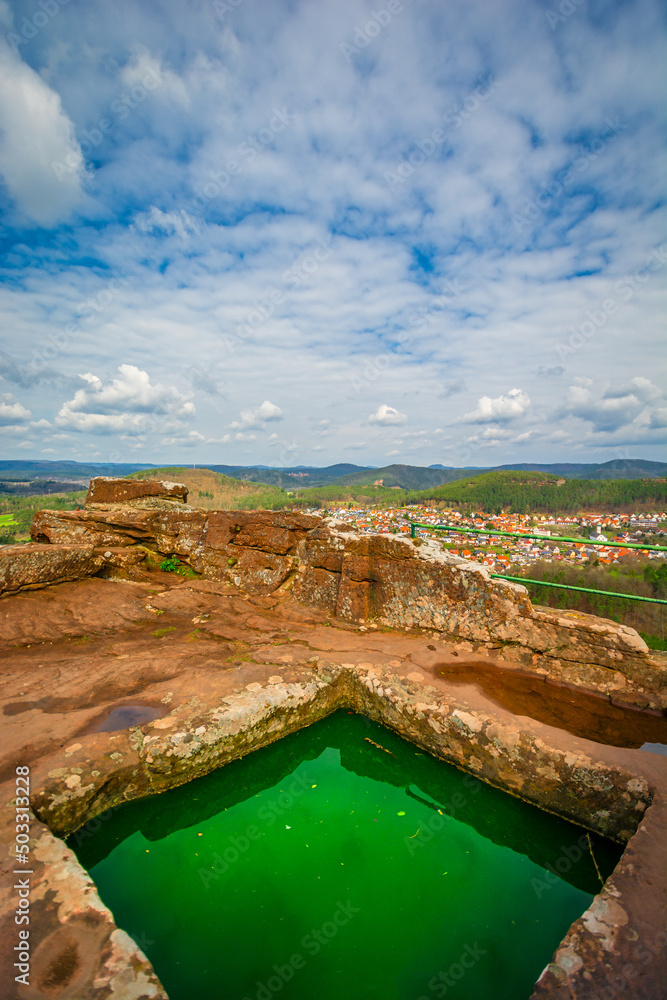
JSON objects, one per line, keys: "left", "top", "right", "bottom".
{"left": 85, "top": 476, "right": 188, "bottom": 506}
{"left": 210, "top": 510, "right": 320, "bottom": 554}
{"left": 293, "top": 565, "right": 340, "bottom": 614}
{"left": 0, "top": 543, "right": 104, "bottom": 596}
{"left": 230, "top": 548, "right": 297, "bottom": 595}
{"left": 21, "top": 501, "right": 666, "bottom": 704}
{"left": 31, "top": 507, "right": 159, "bottom": 547}
{"left": 154, "top": 510, "right": 208, "bottom": 556}
{"left": 94, "top": 546, "right": 148, "bottom": 579}
{"left": 336, "top": 577, "right": 373, "bottom": 620}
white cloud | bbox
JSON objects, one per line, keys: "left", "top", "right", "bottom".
{"left": 561, "top": 377, "right": 666, "bottom": 440}
{"left": 56, "top": 365, "right": 194, "bottom": 434}
{"left": 368, "top": 404, "right": 407, "bottom": 425}
{"left": 134, "top": 207, "right": 199, "bottom": 239}
{"left": 230, "top": 400, "right": 283, "bottom": 430}
{"left": 0, "top": 38, "right": 86, "bottom": 224}
{"left": 460, "top": 389, "right": 531, "bottom": 424}
{"left": 161, "top": 430, "right": 206, "bottom": 447}
{"left": 464, "top": 426, "right": 514, "bottom": 445}
{"left": 0, "top": 395, "right": 31, "bottom": 426}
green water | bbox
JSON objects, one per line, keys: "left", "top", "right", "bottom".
{"left": 68, "top": 712, "right": 622, "bottom": 1000}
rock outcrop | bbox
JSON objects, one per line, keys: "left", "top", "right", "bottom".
{"left": 0, "top": 543, "right": 104, "bottom": 596}
{"left": 85, "top": 475, "right": 189, "bottom": 507}
{"left": 18, "top": 482, "right": 666, "bottom": 707}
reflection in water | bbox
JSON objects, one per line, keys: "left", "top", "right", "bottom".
{"left": 435, "top": 660, "right": 667, "bottom": 748}
{"left": 68, "top": 713, "right": 623, "bottom": 1000}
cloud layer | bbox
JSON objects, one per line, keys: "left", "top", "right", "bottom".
{"left": 0, "top": 0, "right": 664, "bottom": 466}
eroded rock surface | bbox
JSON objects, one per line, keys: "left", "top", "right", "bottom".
{"left": 85, "top": 476, "right": 188, "bottom": 506}
{"left": 18, "top": 502, "right": 667, "bottom": 709}
{"left": 0, "top": 544, "right": 104, "bottom": 596}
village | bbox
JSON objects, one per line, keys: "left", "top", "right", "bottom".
{"left": 317, "top": 505, "right": 667, "bottom": 574}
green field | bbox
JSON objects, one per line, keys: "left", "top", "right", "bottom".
{"left": 0, "top": 491, "right": 85, "bottom": 544}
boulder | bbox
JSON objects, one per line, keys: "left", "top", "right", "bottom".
{"left": 0, "top": 544, "right": 104, "bottom": 596}
{"left": 31, "top": 508, "right": 159, "bottom": 548}
{"left": 85, "top": 476, "right": 188, "bottom": 506}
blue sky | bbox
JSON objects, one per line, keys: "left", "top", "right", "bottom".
{"left": 0, "top": 0, "right": 665, "bottom": 468}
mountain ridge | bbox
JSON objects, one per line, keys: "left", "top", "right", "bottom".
{"left": 1, "top": 458, "right": 665, "bottom": 490}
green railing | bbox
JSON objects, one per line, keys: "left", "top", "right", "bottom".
{"left": 488, "top": 575, "right": 667, "bottom": 605}
{"left": 408, "top": 521, "right": 667, "bottom": 552}
{"left": 407, "top": 521, "right": 667, "bottom": 606}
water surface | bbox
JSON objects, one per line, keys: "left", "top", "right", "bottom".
{"left": 69, "top": 712, "right": 622, "bottom": 1000}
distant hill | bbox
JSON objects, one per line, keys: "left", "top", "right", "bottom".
{"left": 128, "top": 467, "right": 286, "bottom": 510}
{"left": 206, "top": 463, "right": 371, "bottom": 488}
{"left": 566, "top": 459, "right": 667, "bottom": 480}
{"left": 2, "top": 458, "right": 665, "bottom": 494}
{"left": 495, "top": 459, "right": 667, "bottom": 480}
{"left": 330, "top": 464, "right": 482, "bottom": 489}
{"left": 403, "top": 470, "right": 667, "bottom": 514}
{"left": 331, "top": 459, "right": 667, "bottom": 489}
{"left": 0, "top": 460, "right": 157, "bottom": 482}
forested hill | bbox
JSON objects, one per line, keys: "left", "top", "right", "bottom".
{"left": 2, "top": 458, "right": 667, "bottom": 489}
{"left": 403, "top": 471, "right": 667, "bottom": 514}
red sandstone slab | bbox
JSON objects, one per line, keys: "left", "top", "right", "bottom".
{"left": 85, "top": 476, "right": 188, "bottom": 505}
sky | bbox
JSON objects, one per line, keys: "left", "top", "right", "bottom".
{"left": 0, "top": 0, "right": 665, "bottom": 470}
